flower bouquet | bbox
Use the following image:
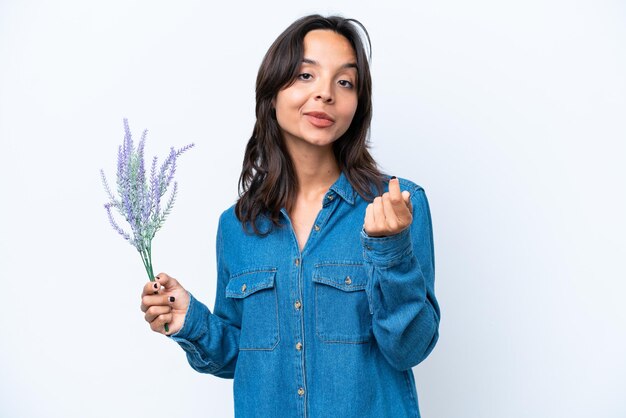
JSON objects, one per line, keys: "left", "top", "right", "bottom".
{"left": 101, "top": 118, "right": 194, "bottom": 331}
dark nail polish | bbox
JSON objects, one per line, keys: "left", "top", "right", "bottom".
{"left": 155, "top": 276, "right": 160, "bottom": 280}
{"left": 169, "top": 296, "right": 175, "bottom": 303}
{"left": 153, "top": 291, "right": 158, "bottom": 295}
{"left": 153, "top": 283, "right": 158, "bottom": 289}
{"left": 391, "top": 176, "right": 397, "bottom": 180}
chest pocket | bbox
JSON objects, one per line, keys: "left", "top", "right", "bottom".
{"left": 312, "top": 263, "right": 372, "bottom": 344}
{"left": 226, "top": 268, "right": 280, "bottom": 351}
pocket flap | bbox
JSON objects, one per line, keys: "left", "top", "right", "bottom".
{"left": 226, "top": 268, "right": 277, "bottom": 299}
{"left": 312, "top": 263, "right": 367, "bottom": 292}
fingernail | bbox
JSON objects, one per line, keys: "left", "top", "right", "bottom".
{"left": 169, "top": 296, "right": 175, "bottom": 303}
{"left": 155, "top": 276, "right": 160, "bottom": 280}
{"left": 153, "top": 283, "right": 158, "bottom": 289}
{"left": 153, "top": 291, "right": 158, "bottom": 295}
{"left": 391, "top": 176, "right": 397, "bottom": 180}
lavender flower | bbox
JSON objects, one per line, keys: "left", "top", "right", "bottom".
{"left": 101, "top": 118, "right": 194, "bottom": 288}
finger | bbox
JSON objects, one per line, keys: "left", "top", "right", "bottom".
{"left": 155, "top": 272, "right": 181, "bottom": 291}
{"left": 388, "top": 176, "right": 401, "bottom": 197}
{"left": 388, "top": 178, "right": 409, "bottom": 213}
{"left": 364, "top": 203, "right": 374, "bottom": 232}
{"left": 142, "top": 280, "right": 161, "bottom": 297}
{"left": 150, "top": 313, "right": 173, "bottom": 334}
{"left": 141, "top": 294, "right": 175, "bottom": 313}
{"left": 145, "top": 305, "right": 171, "bottom": 323}
{"left": 372, "top": 197, "right": 385, "bottom": 228}
{"left": 381, "top": 193, "right": 399, "bottom": 232}
{"left": 402, "top": 190, "right": 413, "bottom": 213}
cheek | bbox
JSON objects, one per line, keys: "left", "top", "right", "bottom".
{"left": 276, "top": 88, "right": 307, "bottom": 109}
{"left": 274, "top": 102, "right": 292, "bottom": 131}
{"left": 275, "top": 90, "right": 305, "bottom": 124}
{"left": 340, "top": 97, "right": 359, "bottom": 125}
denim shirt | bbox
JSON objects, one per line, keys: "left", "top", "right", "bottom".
{"left": 169, "top": 172, "right": 440, "bottom": 418}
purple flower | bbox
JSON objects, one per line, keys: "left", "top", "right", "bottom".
{"left": 101, "top": 118, "right": 194, "bottom": 282}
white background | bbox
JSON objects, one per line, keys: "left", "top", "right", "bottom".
{"left": 1, "top": 1, "right": 625, "bottom": 417}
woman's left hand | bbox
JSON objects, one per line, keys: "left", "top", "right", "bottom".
{"left": 363, "top": 177, "right": 413, "bottom": 237}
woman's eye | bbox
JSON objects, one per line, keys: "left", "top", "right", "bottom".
{"left": 338, "top": 80, "right": 354, "bottom": 88}
{"left": 298, "top": 73, "right": 313, "bottom": 80}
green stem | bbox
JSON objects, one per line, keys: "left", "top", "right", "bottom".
{"left": 139, "top": 250, "right": 153, "bottom": 280}
{"left": 139, "top": 246, "right": 169, "bottom": 334}
{"left": 146, "top": 244, "right": 154, "bottom": 279}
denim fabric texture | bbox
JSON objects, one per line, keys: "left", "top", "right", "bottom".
{"left": 169, "top": 173, "right": 440, "bottom": 418}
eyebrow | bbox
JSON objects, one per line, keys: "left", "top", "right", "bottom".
{"left": 302, "top": 58, "right": 357, "bottom": 70}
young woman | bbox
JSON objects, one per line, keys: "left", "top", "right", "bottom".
{"left": 140, "top": 14, "right": 440, "bottom": 418}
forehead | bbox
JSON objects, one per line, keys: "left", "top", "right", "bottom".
{"left": 302, "top": 29, "right": 357, "bottom": 63}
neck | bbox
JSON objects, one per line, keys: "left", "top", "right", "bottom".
{"left": 287, "top": 143, "right": 340, "bottom": 200}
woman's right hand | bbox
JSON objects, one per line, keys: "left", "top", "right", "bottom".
{"left": 140, "top": 273, "right": 190, "bottom": 336}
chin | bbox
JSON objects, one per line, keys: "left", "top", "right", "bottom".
{"left": 301, "top": 131, "right": 342, "bottom": 146}
{"left": 305, "top": 137, "right": 338, "bottom": 147}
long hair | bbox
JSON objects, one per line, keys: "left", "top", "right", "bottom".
{"left": 235, "top": 14, "right": 383, "bottom": 234}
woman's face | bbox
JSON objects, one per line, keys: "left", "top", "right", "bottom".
{"left": 274, "top": 29, "right": 358, "bottom": 151}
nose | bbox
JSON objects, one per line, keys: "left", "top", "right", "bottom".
{"left": 314, "top": 80, "right": 334, "bottom": 103}
{"left": 315, "top": 93, "right": 333, "bottom": 103}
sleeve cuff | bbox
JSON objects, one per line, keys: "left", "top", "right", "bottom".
{"left": 361, "top": 227, "right": 413, "bottom": 267}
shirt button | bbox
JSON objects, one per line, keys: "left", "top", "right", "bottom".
{"left": 345, "top": 276, "right": 352, "bottom": 285}
{"left": 314, "top": 225, "right": 320, "bottom": 232}
{"left": 328, "top": 195, "right": 334, "bottom": 200}
{"left": 295, "top": 258, "right": 300, "bottom": 266}
{"left": 296, "top": 342, "right": 302, "bottom": 351}
{"left": 241, "top": 283, "right": 247, "bottom": 292}
{"left": 294, "top": 300, "right": 302, "bottom": 310}
{"left": 298, "top": 388, "right": 305, "bottom": 396}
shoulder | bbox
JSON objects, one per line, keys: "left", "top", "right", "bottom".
{"left": 385, "top": 175, "right": 430, "bottom": 213}
{"left": 395, "top": 176, "right": 425, "bottom": 194}
{"left": 217, "top": 204, "right": 240, "bottom": 233}
{"left": 217, "top": 203, "right": 275, "bottom": 236}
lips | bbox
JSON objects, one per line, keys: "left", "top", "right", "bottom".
{"left": 304, "top": 111, "right": 335, "bottom": 122}
{"left": 304, "top": 111, "right": 335, "bottom": 128}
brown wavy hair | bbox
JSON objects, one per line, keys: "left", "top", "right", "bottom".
{"left": 235, "top": 14, "right": 383, "bottom": 234}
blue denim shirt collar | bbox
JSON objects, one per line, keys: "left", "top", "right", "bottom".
{"left": 328, "top": 171, "right": 356, "bottom": 205}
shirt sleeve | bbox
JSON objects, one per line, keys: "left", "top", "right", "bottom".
{"left": 167, "top": 215, "right": 240, "bottom": 379}
{"left": 360, "top": 186, "right": 440, "bottom": 371}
